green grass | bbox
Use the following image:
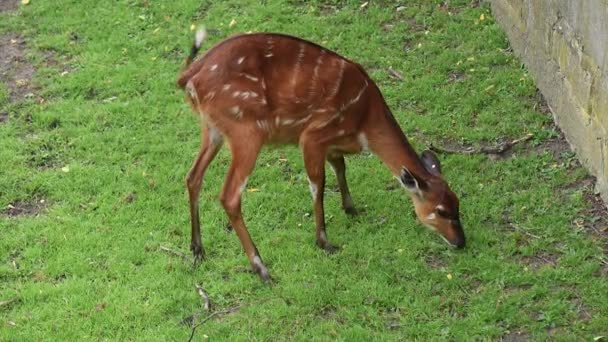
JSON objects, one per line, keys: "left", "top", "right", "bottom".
{"left": 1, "top": 0, "right": 607, "bottom": 340}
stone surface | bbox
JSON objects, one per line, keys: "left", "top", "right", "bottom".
{"left": 491, "top": 0, "right": 608, "bottom": 205}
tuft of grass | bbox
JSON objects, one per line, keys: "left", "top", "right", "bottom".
{"left": 1, "top": 0, "right": 606, "bottom": 340}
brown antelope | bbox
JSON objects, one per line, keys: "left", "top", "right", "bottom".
{"left": 177, "top": 28, "right": 465, "bottom": 282}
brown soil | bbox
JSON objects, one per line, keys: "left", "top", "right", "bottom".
{"left": 0, "top": 0, "right": 18, "bottom": 12}
{"left": 0, "top": 33, "right": 36, "bottom": 103}
{"left": 520, "top": 251, "right": 559, "bottom": 270}
{"left": 500, "top": 330, "right": 529, "bottom": 342}
{"left": 2, "top": 198, "right": 48, "bottom": 217}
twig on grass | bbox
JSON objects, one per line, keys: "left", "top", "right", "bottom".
{"left": 159, "top": 244, "right": 190, "bottom": 261}
{"left": 509, "top": 223, "right": 540, "bottom": 239}
{"left": 387, "top": 67, "right": 404, "bottom": 81}
{"left": 187, "top": 305, "right": 242, "bottom": 342}
{"left": 0, "top": 298, "right": 18, "bottom": 308}
{"left": 428, "top": 133, "right": 534, "bottom": 156}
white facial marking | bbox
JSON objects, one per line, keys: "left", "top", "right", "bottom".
{"left": 229, "top": 106, "right": 243, "bottom": 119}
{"left": 440, "top": 235, "right": 456, "bottom": 247}
{"left": 209, "top": 64, "right": 218, "bottom": 71}
{"left": 357, "top": 132, "right": 369, "bottom": 151}
{"left": 308, "top": 178, "right": 318, "bottom": 200}
{"left": 436, "top": 205, "right": 446, "bottom": 212}
{"left": 426, "top": 212, "right": 437, "bottom": 221}
{"left": 237, "top": 56, "right": 245, "bottom": 64}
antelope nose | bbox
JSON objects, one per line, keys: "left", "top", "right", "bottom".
{"left": 453, "top": 236, "right": 465, "bottom": 249}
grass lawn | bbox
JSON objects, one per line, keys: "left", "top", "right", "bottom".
{"left": 1, "top": 0, "right": 607, "bottom": 340}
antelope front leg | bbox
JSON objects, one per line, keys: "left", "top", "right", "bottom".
{"left": 186, "top": 124, "right": 223, "bottom": 264}
{"left": 301, "top": 137, "right": 339, "bottom": 253}
{"left": 327, "top": 154, "right": 357, "bottom": 216}
{"left": 220, "top": 136, "right": 271, "bottom": 282}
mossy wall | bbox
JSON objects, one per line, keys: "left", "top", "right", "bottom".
{"left": 491, "top": 0, "right": 608, "bottom": 203}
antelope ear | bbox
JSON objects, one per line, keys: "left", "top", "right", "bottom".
{"left": 421, "top": 150, "right": 442, "bottom": 176}
{"left": 399, "top": 167, "right": 425, "bottom": 193}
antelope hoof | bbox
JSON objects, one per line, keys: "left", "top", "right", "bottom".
{"left": 191, "top": 244, "right": 205, "bottom": 265}
{"left": 252, "top": 256, "right": 272, "bottom": 283}
{"left": 344, "top": 206, "right": 358, "bottom": 216}
{"left": 317, "top": 240, "right": 340, "bottom": 254}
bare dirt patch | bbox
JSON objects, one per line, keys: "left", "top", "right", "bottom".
{"left": 520, "top": 251, "right": 559, "bottom": 270}
{"left": 500, "top": 330, "right": 529, "bottom": 342}
{"left": 2, "top": 198, "right": 48, "bottom": 217}
{"left": 0, "top": 0, "right": 19, "bottom": 12}
{"left": 0, "top": 33, "right": 36, "bottom": 102}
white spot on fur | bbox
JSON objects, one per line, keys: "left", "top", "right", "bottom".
{"left": 313, "top": 108, "right": 328, "bottom": 113}
{"left": 294, "top": 114, "right": 312, "bottom": 126}
{"left": 256, "top": 120, "right": 270, "bottom": 131}
{"left": 357, "top": 132, "right": 369, "bottom": 151}
{"left": 237, "top": 56, "right": 245, "bottom": 64}
{"left": 436, "top": 205, "right": 446, "bottom": 212}
{"left": 203, "top": 91, "right": 215, "bottom": 101}
{"left": 238, "top": 177, "right": 249, "bottom": 194}
{"left": 229, "top": 106, "right": 243, "bottom": 119}
{"left": 209, "top": 64, "right": 218, "bottom": 71}
{"left": 275, "top": 117, "right": 280, "bottom": 126}
{"left": 232, "top": 91, "right": 257, "bottom": 100}
{"left": 426, "top": 212, "right": 437, "bottom": 221}
{"left": 185, "top": 80, "right": 198, "bottom": 101}
{"left": 308, "top": 178, "right": 318, "bottom": 199}
{"left": 337, "top": 129, "right": 345, "bottom": 136}
{"left": 281, "top": 118, "right": 295, "bottom": 126}
{"left": 222, "top": 84, "right": 231, "bottom": 91}
{"left": 243, "top": 74, "right": 259, "bottom": 82}
{"left": 208, "top": 123, "right": 223, "bottom": 146}
{"left": 261, "top": 78, "right": 267, "bottom": 90}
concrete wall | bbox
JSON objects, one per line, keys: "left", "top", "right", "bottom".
{"left": 490, "top": 0, "right": 608, "bottom": 202}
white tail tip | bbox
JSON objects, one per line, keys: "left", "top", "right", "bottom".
{"left": 194, "top": 26, "right": 208, "bottom": 49}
